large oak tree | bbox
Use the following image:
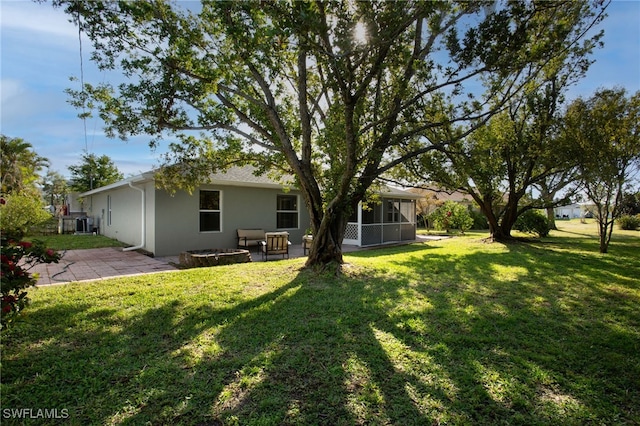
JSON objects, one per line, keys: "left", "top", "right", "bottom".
{"left": 56, "top": 0, "right": 606, "bottom": 268}
{"left": 398, "top": 74, "right": 597, "bottom": 242}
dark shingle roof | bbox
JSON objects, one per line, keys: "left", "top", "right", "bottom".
{"left": 81, "top": 165, "right": 418, "bottom": 199}
{"left": 207, "top": 165, "right": 295, "bottom": 188}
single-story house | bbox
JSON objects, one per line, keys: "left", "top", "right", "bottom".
{"left": 79, "top": 166, "right": 420, "bottom": 256}
{"left": 554, "top": 202, "right": 596, "bottom": 219}
{"left": 554, "top": 203, "right": 582, "bottom": 219}
{"left": 407, "top": 187, "right": 476, "bottom": 217}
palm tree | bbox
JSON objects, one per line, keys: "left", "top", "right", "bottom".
{"left": 1, "top": 135, "right": 49, "bottom": 195}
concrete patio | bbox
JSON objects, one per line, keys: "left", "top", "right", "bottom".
{"left": 32, "top": 247, "right": 180, "bottom": 286}
{"left": 31, "top": 243, "right": 331, "bottom": 285}
{"left": 33, "top": 235, "right": 445, "bottom": 286}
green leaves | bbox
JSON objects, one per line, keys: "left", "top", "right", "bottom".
{"left": 429, "top": 201, "right": 474, "bottom": 233}
{"left": 68, "top": 152, "right": 124, "bottom": 193}
{"left": 0, "top": 135, "right": 49, "bottom": 196}
{"left": 55, "top": 0, "right": 608, "bottom": 264}
{"left": 1, "top": 233, "right": 61, "bottom": 329}
{"left": 0, "top": 193, "right": 53, "bottom": 240}
{"left": 563, "top": 88, "right": 640, "bottom": 252}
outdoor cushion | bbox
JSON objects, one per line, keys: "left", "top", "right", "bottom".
{"left": 237, "top": 229, "right": 265, "bottom": 249}
{"left": 261, "top": 232, "right": 291, "bottom": 260}
{"left": 302, "top": 234, "right": 313, "bottom": 255}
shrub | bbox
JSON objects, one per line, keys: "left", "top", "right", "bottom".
{"left": 430, "top": 201, "right": 474, "bottom": 233}
{"left": 617, "top": 214, "right": 640, "bottom": 230}
{"left": 1, "top": 234, "right": 60, "bottom": 329}
{"left": 469, "top": 208, "right": 489, "bottom": 230}
{"left": 514, "top": 210, "right": 550, "bottom": 237}
{"left": 0, "top": 193, "right": 53, "bottom": 239}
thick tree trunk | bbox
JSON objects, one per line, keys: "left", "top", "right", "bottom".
{"left": 538, "top": 184, "right": 559, "bottom": 230}
{"left": 489, "top": 225, "right": 512, "bottom": 242}
{"left": 304, "top": 209, "right": 348, "bottom": 269}
{"left": 483, "top": 201, "right": 519, "bottom": 242}
{"left": 486, "top": 218, "right": 500, "bottom": 241}
{"left": 546, "top": 206, "right": 557, "bottom": 230}
{"left": 474, "top": 196, "right": 502, "bottom": 242}
{"left": 501, "top": 201, "right": 520, "bottom": 236}
{"left": 486, "top": 216, "right": 517, "bottom": 242}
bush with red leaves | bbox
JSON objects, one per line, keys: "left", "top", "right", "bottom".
{"left": 1, "top": 233, "right": 60, "bottom": 329}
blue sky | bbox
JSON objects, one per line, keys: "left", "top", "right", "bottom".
{"left": 1, "top": 1, "right": 639, "bottom": 178}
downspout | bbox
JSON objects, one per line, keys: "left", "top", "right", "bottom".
{"left": 123, "top": 182, "right": 146, "bottom": 252}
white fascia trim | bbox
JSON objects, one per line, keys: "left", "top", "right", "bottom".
{"left": 79, "top": 172, "right": 154, "bottom": 197}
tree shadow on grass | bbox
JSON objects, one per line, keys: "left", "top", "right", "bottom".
{"left": 372, "top": 242, "right": 640, "bottom": 423}
{"left": 3, "top": 271, "right": 442, "bottom": 424}
{"left": 2, "top": 239, "right": 639, "bottom": 425}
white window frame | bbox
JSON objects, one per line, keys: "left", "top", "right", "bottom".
{"left": 276, "top": 194, "right": 299, "bottom": 230}
{"left": 199, "top": 189, "right": 222, "bottom": 233}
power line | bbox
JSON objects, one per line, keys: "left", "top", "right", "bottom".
{"left": 77, "top": 8, "right": 92, "bottom": 189}
{"left": 77, "top": 13, "right": 88, "bottom": 153}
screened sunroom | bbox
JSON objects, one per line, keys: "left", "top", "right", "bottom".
{"left": 343, "top": 193, "right": 419, "bottom": 247}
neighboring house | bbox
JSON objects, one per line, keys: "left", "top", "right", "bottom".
{"left": 407, "top": 187, "right": 477, "bottom": 228}
{"left": 67, "top": 191, "right": 85, "bottom": 214}
{"left": 554, "top": 202, "right": 595, "bottom": 219}
{"left": 409, "top": 187, "right": 474, "bottom": 203}
{"left": 408, "top": 187, "right": 475, "bottom": 212}
{"left": 554, "top": 203, "right": 582, "bottom": 219}
{"left": 80, "top": 166, "right": 420, "bottom": 256}
{"left": 47, "top": 190, "right": 93, "bottom": 234}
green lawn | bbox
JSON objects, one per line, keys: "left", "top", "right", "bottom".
{"left": 2, "top": 221, "right": 639, "bottom": 425}
{"left": 25, "top": 234, "right": 125, "bottom": 251}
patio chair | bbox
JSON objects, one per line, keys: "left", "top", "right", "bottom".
{"left": 237, "top": 228, "right": 266, "bottom": 253}
{"left": 302, "top": 234, "right": 313, "bottom": 255}
{"left": 261, "top": 232, "right": 291, "bottom": 260}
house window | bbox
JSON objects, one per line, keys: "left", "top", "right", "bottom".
{"left": 200, "top": 190, "right": 221, "bottom": 232}
{"left": 277, "top": 194, "right": 298, "bottom": 229}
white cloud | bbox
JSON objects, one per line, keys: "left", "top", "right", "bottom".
{"left": 0, "top": 1, "right": 77, "bottom": 42}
